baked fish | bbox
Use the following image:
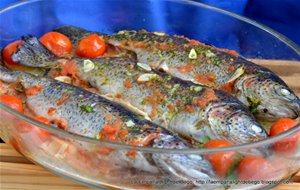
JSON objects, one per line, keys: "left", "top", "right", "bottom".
{"left": 0, "top": 65, "right": 217, "bottom": 187}
{"left": 11, "top": 36, "right": 267, "bottom": 145}
{"left": 54, "top": 26, "right": 300, "bottom": 121}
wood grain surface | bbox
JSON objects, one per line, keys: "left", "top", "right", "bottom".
{"left": 0, "top": 59, "right": 300, "bottom": 190}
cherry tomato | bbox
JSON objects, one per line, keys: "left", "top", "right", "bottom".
{"left": 269, "top": 118, "right": 299, "bottom": 153}
{"left": 237, "top": 156, "right": 275, "bottom": 181}
{"left": 76, "top": 34, "right": 106, "bottom": 58}
{"left": 2, "top": 40, "right": 22, "bottom": 65}
{"left": 32, "top": 116, "right": 52, "bottom": 142}
{"left": 0, "top": 95, "right": 24, "bottom": 112}
{"left": 40, "top": 32, "right": 73, "bottom": 57}
{"left": 203, "top": 139, "right": 236, "bottom": 177}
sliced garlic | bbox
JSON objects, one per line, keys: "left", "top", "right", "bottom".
{"left": 190, "top": 85, "right": 202, "bottom": 92}
{"left": 117, "top": 30, "right": 126, "bottom": 34}
{"left": 137, "top": 62, "right": 152, "bottom": 71}
{"left": 54, "top": 76, "right": 72, "bottom": 84}
{"left": 137, "top": 73, "right": 159, "bottom": 82}
{"left": 189, "top": 48, "right": 197, "bottom": 59}
{"left": 205, "top": 50, "right": 215, "bottom": 57}
{"left": 154, "top": 32, "right": 165, "bottom": 36}
{"left": 227, "top": 66, "right": 245, "bottom": 83}
{"left": 83, "top": 59, "right": 95, "bottom": 73}
{"left": 158, "top": 61, "right": 169, "bottom": 72}
{"left": 125, "top": 120, "right": 135, "bottom": 127}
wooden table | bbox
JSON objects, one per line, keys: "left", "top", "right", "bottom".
{"left": 1, "top": 60, "right": 300, "bottom": 189}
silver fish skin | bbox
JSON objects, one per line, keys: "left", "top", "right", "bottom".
{"left": 0, "top": 65, "right": 217, "bottom": 187}
{"left": 11, "top": 36, "right": 267, "bottom": 145}
{"left": 40, "top": 26, "right": 300, "bottom": 121}
{"left": 103, "top": 30, "right": 300, "bottom": 121}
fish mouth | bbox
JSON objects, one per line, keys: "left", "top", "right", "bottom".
{"left": 257, "top": 99, "right": 300, "bottom": 121}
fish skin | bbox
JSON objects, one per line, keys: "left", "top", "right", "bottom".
{"left": 97, "top": 29, "right": 300, "bottom": 121}
{"left": 11, "top": 36, "right": 268, "bottom": 145}
{"left": 0, "top": 65, "right": 218, "bottom": 186}
{"left": 53, "top": 25, "right": 99, "bottom": 48}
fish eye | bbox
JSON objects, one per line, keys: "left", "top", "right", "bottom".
{"left": 280, "top": 88, "right": 290, "bottom": 96}
{"left": 275, "top": 87, "right": 296, "bottom": 100}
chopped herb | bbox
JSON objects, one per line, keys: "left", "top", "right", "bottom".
{"left": 128, "top": 126, "right": 140, "bottom": 132}
{"left": 163, "top": 75, "right": 172, "bottom": 82}
{"left": 15, "top": 83, "right": 24, "bottom": 92}
{"left": 225, "top": 153, "right": 243, "bottom": 179}
{"left": 247, "top": 97, "right": 260, "bottom": 114}
{"left": 121, "top": 115, "right": 130, "bottom": 121}
{"left": 205, "top": 50, "right": 215, "bottom": 58}
{"left": 56, "top": 65, "right": 62, "bottom": 71}
{"left": 213, "top": 57, "right": 222, "bottom": 65}
{"left": 202, "top": 136, "right": 210, "bottom": 144}
{"left": 199, "top": 136, "right": 211, "bottom": 148}
{"left": 185, "top": 95, "right": 194, "bottom": 104}
{"left": 80, "top": 104, "right": 94, "bottom": 113}
{"left": 140, "top": 99, "right": 146, "bottom": 105}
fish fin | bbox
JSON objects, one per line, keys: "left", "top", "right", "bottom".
{"left": 11, "top": 35, "right": 58, "bottom": 68}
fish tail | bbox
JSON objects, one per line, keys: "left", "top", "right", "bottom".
{"left": 11, "top": 35, "right": 57, "bottom": 67}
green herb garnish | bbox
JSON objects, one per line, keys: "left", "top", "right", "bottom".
{"left": 247, "top": 96, "right": 260, "bottom": 114}
{"left": 80, "top": 104, "right": 94, "bottom": 113}
{"left": 15, "top": 83, "right": 24, "bottom": 92}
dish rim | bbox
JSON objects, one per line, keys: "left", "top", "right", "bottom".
{"left": 0, "top": 0, "right": 300, "bottom": 154}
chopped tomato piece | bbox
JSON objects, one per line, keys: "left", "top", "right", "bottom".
{"left": 2, "top": 40, "right": 22, "bottom": 66}
{"left": 124, "top": 79, "right": 133, "bottom": 88}
{"left": 192, "top": 89, "right": 217, "bottom": 108}
{"left": 0, "top": 95, "right": 24, "bottom": 112}
{"left": 76, "top": 34, "right": 106, "bottom": 58}
{"left": 195, "top": 73, "right": 216, "bottom": 87}
{"left": 40, "top": 32, "right": 72, "bottom": 58}
{"left": 176, "top": 65, "right": 194, "bottom": 73}
{"left": 47, "top": 107, "right": 57, "bottom": 116}
{"left": 237, "top": 156, "right": 274, "bottom": 181}
{"left": 143, "top": 133, "right": 160, "bottom": 146}
{"left": 25, "top": 85, "right": 43, "bottom": 96}
{"left": 204, "top": 139, "right": 237, "bottom": 177}
{"left": 102, "top": 124, "right": 118, "bottom": 135}
{"left": 269, "top": 118, "right": 299, "bottom": 153}
{"left": 96, "top": 146, "right": 114, "bottom": 156}
{"left": 31, "top": 116, "right": 52, "bottom": 142}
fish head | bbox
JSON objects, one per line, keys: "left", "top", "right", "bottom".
{"left": 151, "top": 134, "right": 218, "bottom": 188}
{"left": 207, "top": 103, "right": 267, "bottom": 144}
{"left": 235, "top": 75, "right": 300, "bottom": 121}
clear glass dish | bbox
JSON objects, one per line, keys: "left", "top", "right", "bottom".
{"left": 0, "top": 0, "right": 299, "bottom": 189}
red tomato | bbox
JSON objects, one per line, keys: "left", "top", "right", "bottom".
{"left": 203, "top": 139, "right": 236, "bottom": 177}
{"left": 76, "top": 34, "right": 106, "bottom": 58}
{"left": 237, "top": 156, "right": 274, "bottom": 181}
{"left": 269, "top": 118, "right": 299, "bottom": 153}
{"left": 2, "top": 40, "right": 22, "bottom": 65}
{"left": 32, "top": 116, "right": 52, "bottom": 142}
{"left": 0, "top": 95, "right": 24, "bottom": 112}
{"left": 40, "top": 32, "right": 73, "bottom": 57}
